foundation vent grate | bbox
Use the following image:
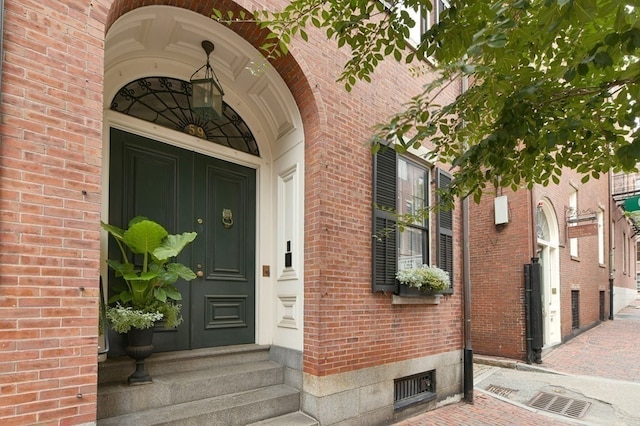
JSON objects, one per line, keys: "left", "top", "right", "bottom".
{"left": 394, "top": 370, "right": 436, "bottom": 410}
{"left": 529, "top": 392, "right": 591, "bottom": 419}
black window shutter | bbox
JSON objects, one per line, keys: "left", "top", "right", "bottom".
{"left": 372, "top": 148, "right": 398, "bottom": 292}
{"left": 436, "top": 169, "right": 454, "bottom": 290}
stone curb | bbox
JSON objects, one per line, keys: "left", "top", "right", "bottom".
{"left": 474, "top": 355, "right": 568, "bottom": 376}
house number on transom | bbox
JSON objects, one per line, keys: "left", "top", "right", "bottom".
{"left": 184, "top": 123, "right": 206, "bottom": 139}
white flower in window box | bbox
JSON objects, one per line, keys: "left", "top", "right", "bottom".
{"left": 396, "top": 265, "right": 450, "bottom": 295}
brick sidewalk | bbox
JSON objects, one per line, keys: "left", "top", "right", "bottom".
{"left": 396, "top": 392, "right": 572, "bottom": 426}
{"left": 542, "top": 297, "right": 640, "bottom": 382}
{"left": 396, "top": 297, "right": 640, "bottom": 425}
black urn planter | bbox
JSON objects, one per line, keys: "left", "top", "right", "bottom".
{"left": 125, "top": 327, "right": 154, "bottom": 385}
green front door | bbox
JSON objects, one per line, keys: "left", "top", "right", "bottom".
{"left": 108, "top": 128, "right": 256, "bottom": 352}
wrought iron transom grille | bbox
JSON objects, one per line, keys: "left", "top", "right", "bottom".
{"left": 110, "top": 77, "right": 260, "bottom": 156}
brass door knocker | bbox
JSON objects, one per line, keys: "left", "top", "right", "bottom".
{"left": 222, "top": 209, "right": 233, "bottom": 228}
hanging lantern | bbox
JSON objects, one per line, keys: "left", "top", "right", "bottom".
{"left": 190, "top": 40, "right": 225, "bottom": 121}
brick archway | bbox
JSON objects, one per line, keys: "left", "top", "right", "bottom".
{"left": 101, "top": 0, "right": 327, "bottom": 378}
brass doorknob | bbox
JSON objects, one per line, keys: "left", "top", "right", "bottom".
{"left": 196, "top": 270, "right": 204, "bottom": 278}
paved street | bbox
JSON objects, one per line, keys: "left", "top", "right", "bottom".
{"left": 397, "top": 296, "right": 640, "bottom": 425}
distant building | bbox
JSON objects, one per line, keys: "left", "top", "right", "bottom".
{"left": 470, "top": 170, "right": 638, "bottom": 362}
{"left": 611, "top": 172, "right": 640, "bottom": 295}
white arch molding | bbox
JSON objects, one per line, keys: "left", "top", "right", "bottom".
{"left": 536, "top": 198, "right": 561, "bottom": 347}
{"left": 102, "top": 5, "right": 306, "bottom": 351}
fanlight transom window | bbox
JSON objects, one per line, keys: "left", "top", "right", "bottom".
{"left": 110, "top": 77, "right": 259, "bottom": 156}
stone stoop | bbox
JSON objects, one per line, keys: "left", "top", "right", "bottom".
{"left": 97, "top": 344, "right": 314, "bottom": 425}
{"left": 247, "top": 411, "right": 319, "bottom": 426}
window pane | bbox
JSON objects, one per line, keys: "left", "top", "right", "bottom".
{"left": 398, "top": 227, "right": 425, "bottom": 271}
{"left": 569, "top": 190, "right": 578, "bottom": 256}
{"left": 536, "top": 208, "right": 550, "bottom": 241}
{"left": 397, "top": 158, "right": 427, "bottom": 227}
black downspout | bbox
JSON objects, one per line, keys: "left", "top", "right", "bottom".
{"left": 609, "top": 171, "right": 615, "bottom": 320}
{"left": 463, "top": 195, "right": 473, "bottom": 402}
{"left": 460, "top": 75, "right": 473, "bottom": 404}
{"left": 609, "top": 276, "right": 614, "bottom": 320}
{"left": 524, "top": 263, "right": 533, "bottom": 364}
{"left": 528, "top": 190, "right": 542, "bottom": 364}
{"left": 529, "top": 258, "right": 543, "bottom": 364}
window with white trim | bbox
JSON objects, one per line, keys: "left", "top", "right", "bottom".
{"left": 624, "top": 232, "right": 628, "bottom": 274}
{"left": 598, "top": 209, "right": 605, "bottom": 265}
{"left": 397, "top": 157, "right": 428, "bottom": 270}
{"left": 400, "top": 0, "right": 449, "bottom": 47}
{"left": 434, "top": 0, "right": 450, "bottom": 26}
{"left": 372, "top": 148, "right": 453, "bottom": 293}
{"left": 569, "top": 189, "right": 578, "bottom": 257}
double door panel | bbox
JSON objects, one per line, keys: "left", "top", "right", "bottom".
{"left": 108, "top": 128, "right": 256, "bottom": 352}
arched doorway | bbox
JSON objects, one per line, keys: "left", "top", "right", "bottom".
{"left": 102, "top": 5, "right": 306, "bottom": 353}
{"left": 536, "top": 199, "right": 561, "bottom": 347}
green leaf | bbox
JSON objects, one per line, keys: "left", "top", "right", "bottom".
{"left": 154, "top": 288, "right": 167, "bottom": 303}
{"left": 163, "top": 286, "right": 183, "bottom": 301}
{"left": 101, "top": 221, "right": 125, "bottom": 241}
{"left": 119, "top": 291, "right": 132, "bottom": 303}
{"left": 487, "top": 34, "right": 507, "bottom": 48}
{"left": 572, "top": 0, "right": 597, "bottom": 23}
{"left": 279, "top": 40, "right": 289, "bottom": 55}
{"left": 593, "top": 51, "right": 613, "bottom": 67}
{"left": 577, "top": 63, "right": 589, "bottom": 75}
{"left": 153, "top": 232, "right": 197, "bottom": 260}
{"left": 563, "top": 67, "right": 577, "bottom": 81}
{"left": 123, "top": 219, "right": 168, "bottom": 255}
{"left": 166, "top": 263, "right": 197, "bottom": 282}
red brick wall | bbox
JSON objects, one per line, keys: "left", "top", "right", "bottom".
{"left": 105, "top": 0, "right": 464, "bottom": 377}
{"left": 0, "top": 0, "right": 107, "bottom": 424}
{"left": 0, "top": 0, "right": 464, "bottom": 424}
{"left": 469, "top": 188, "right": 532, "bottom": 360}
{"left": 470, "top": 170, "right": 620, "bottom": 361}
{"left": 284, "top": 12, "right": 464, "bottom": 376}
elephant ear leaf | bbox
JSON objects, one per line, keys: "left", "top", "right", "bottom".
{"left": 154, "top": 232, "right": 197, "bottom": 260}
{"left": 163, "top": 285, "right": 183, "bottom": 301}
{"left": 123, "top": 220, "right": 169, "bottom": 254}
{"left": 100, "top": 221, "right": 125, "bottom": 241}
{"left": 166, "top": 263, "right": 197, "bottom": 281}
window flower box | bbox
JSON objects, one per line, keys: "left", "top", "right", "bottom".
{"left": 392, "top": 265, "right": 450, "bottom": 305}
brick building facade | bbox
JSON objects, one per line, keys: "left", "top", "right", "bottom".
{"left": 0, "top": 1, "right": 465, "bottom": 424}
{"left": 469, "top": 172, "right": 638, "bottom": 362}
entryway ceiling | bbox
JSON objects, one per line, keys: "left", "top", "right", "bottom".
{"left": 104, "top": 5, "right": 300, "bottom": 147}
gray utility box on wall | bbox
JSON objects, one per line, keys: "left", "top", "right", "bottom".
{"left": 494, "top": 195, "right": 509, "bottom": 225}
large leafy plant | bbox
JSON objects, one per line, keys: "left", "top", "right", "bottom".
{"left": 101, "top": 217, "right": 197, "bottom": 332}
